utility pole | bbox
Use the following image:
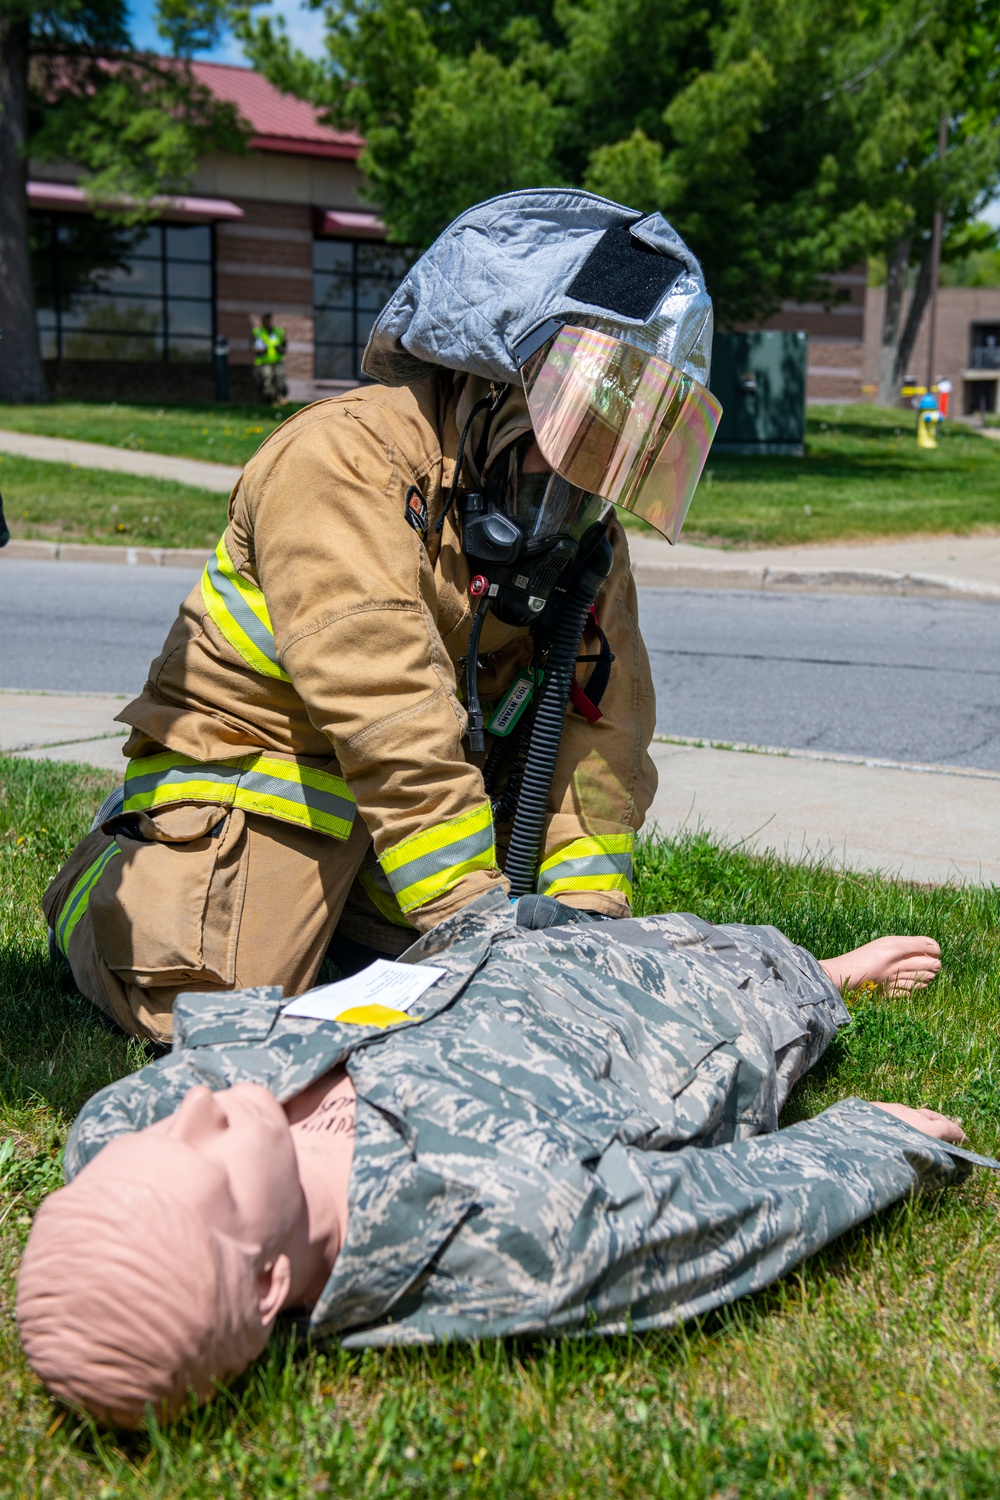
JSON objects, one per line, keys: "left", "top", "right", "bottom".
{"left": 925, "top": 114, "right": 949, "bottom": 394}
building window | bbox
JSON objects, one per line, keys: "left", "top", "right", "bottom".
{"left": 31, "top": 212, "right": 215, "bottom": 362}
{"left": 313, "top": 238, "right": 415, "bottom": 380}
{"left": 970, "top": 324, "right": 1000, "bottom": 370}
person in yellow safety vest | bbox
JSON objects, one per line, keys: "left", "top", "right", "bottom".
{"left": 252, "top": 312, "right": 288, "bottom": 404}
{"left": 43, "top": 189, "right": 722, "bottom": 1045}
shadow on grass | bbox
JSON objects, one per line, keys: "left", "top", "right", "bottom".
{"left": 0, "top": 942, "right": 147, "bottom": 1126}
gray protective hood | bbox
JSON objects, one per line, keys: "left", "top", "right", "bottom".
{"left": 362, "top": 188, "right": 713, "bottom": 390}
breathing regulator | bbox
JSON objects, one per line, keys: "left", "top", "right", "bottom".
{"left": 437, "top": 383, "right": 616, "bottom": 899}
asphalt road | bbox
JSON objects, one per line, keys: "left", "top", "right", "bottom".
{"left": 0, "top": 559, "right": 201, "bottom": 695}
{"left": 3, "top": 561, "right": 999, "bottom": 771}
{"left": 638, "top": 588, "right": 1000, "bottom": 770}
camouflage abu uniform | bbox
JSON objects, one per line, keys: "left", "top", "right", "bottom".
{"left": 66, "top": 892, "right": 997, "bottom": 1346}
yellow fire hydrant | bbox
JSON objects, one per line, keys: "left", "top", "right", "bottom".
{"left": 917, "top": 393, "right": 943, "bottom": 449}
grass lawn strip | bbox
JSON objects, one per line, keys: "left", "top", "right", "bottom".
{"left": 2, "top": 401, "right": 1000, "bottom": 552}
{"left": 0, "top": 455, "right": 228, "bottom": 551}
{"left": 0, "top": 401, "right": 293, "bottom": 470}
{"left": 2, "top": 753, "right": 1000, "bottom": 1494}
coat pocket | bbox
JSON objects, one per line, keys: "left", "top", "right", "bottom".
{"left": 88, "top": 803, "right": 249, "bottom": 988}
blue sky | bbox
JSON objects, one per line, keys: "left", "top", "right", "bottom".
{"left": 128, "top": 0, "right": 327, "bottom": 65}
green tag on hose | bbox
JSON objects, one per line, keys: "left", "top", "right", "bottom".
{"left": 487, "top": 670, "right": 543, "bottom": 737}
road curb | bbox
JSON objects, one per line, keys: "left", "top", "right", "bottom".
{"left": 3, "top": 538, "right": 1000, "bottom": 602}
{"left": 0, "top": 538, "right": 209, "bottom": 568}
{"left": 632, "top": 557, "right": 1000, "bottom": 601}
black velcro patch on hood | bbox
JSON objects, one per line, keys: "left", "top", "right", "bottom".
{"left": 566, "top": 223, "right": 685, "bottom": 321}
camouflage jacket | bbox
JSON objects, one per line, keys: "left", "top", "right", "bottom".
{"left": 66, "top": 891, "right": 996, "bottom": 1347}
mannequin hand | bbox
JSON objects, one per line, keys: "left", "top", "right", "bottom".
{"left": 819, "top": 936, "right": 940, "bottom": 996}
{"left": 866, "top": 1101, "right": 967, "bottom": 1145}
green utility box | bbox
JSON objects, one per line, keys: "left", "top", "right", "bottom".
{"left": 709, "top": 330, "right": 807, "bottom": 456}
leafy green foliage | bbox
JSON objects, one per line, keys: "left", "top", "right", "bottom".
{"left": 230, "top": 0, "right": 1000, "bottom": 330}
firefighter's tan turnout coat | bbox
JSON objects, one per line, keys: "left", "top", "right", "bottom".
{"left": 44, "top": 374, "right": 657, "bottom": 1042}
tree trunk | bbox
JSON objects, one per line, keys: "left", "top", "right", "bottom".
{"left": 894, "top": 233, "right": 935, "bottom": 390}
{"left": 876, "top": 235, "right": 911, "bottom": 406}
{"left": 0, "top": 17, "right": 48, "bottom": 403}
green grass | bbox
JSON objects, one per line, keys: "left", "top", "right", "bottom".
{"left": 646, "top": 402, "right": 1000, "bottom": 548}
{"left": 0, "top": 400, "right": 297, "bottom": 469}
{"left": 4, "top": 753, "right": 1000, "bottom": 1495}
{"left": 3, "top": 400, "right": 1000, "bottom": 552}
{"left": 0, "top": 454, "right": 228, "bottom": 550}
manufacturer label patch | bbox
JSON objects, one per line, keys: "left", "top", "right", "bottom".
{"left": 404, "top": 485, "right": 429, "bottom": 540}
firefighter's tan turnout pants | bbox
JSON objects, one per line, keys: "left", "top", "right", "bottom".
{"left": 42, "top": 802, "right": 405, "bottom": 1046}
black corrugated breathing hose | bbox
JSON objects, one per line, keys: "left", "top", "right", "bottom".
{"left": 503, "top": 533, "right": 614, "bottom": 897}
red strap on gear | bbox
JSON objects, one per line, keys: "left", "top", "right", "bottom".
{"left": 569, "top": 607, "right": 606, "bottom": 722}
{"left": 570, "top": 680, "right": 602, "bottom": 722}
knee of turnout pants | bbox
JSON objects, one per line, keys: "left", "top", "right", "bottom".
{"left": 42, "top": 804, "right": 371, "bottom": 1045}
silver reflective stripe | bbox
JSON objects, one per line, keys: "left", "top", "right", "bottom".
{"left": 538, "top": 851, "right": 634, "bottom": 891}
{"left": 236, "top": 768, "right": 355, "bottom": 824}
{"left": 385, "top": 821, "right": 495, "bottom": 896}
{"left": 124, "top": 761, "right": 242, "bottom": 801}
{"left": 205, "top": 546, "right": 282, "bottom": 671}
{"left": 125, "top": 760, "right": 355, "bottom": 829}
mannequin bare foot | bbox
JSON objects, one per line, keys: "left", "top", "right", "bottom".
{"left": 867, "top": 1100, "right": 966, "bottom": 1145}
{"left": 819, "top": 936, "right": 941, "bottom": 996}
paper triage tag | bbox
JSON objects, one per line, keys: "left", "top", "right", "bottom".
{"left": 282, "top": 960, "right": 446, "bottom": 1023}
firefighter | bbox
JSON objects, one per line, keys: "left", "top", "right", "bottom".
{"left": 43, "top": 188, "right": 721, "bottom": 1044}
{"left": 251, "top": 312, "right": 288, "bottom": 404}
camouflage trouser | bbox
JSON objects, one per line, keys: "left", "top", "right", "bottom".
{"left": 611, "top": 910, "right": 850, "bottom": 1121}
{"left": 255, "top": 361, "right": 288, "bottom": 402}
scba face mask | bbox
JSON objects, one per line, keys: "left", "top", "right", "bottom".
{"left": 461, "top": 435, "right": 612, "bottom": 628}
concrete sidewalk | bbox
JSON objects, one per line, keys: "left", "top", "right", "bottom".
{"left": 646, "top": 737, "right": 1000, "bottom": 886}
{"left": 629, "top": 532, "right": 1000, "bottom": 600}
{"left": 0, "top": 428, "right": 241, "bottom": 492}
{"left": 1, "top": 689, "right": 128, "bottom": 772}
{"left": 3, "top": 690, "right": 997, "bottom": 884}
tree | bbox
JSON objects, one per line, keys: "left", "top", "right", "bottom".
{"left": 0, "top": 0, "right": 244, "bottom": 404}
{"left": 582, "top": 0, "right": 1000, "bottom": 392}
{"left": 218, "top": 0, "right": 1000, "bottom": 387}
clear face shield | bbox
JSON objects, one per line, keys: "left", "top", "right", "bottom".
{"left": 516, "top": 323, "right": 722, "bottom": 544}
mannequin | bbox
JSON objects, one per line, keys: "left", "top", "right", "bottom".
{"left": 17, "top": 907, "right": 988, "bottom": 1430}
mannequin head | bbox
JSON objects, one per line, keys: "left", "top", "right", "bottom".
{"left": 17, "top": 1084, "right": 307, "bottom": 1427}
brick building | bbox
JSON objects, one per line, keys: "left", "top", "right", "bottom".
{"left": 28, "top": 61, "right": 411, "bottom": 403}
{"left": 863, "top": 285, "right": 1000, "bottom": 415}
{"left": 742, "top": 269, "right": 868, "bottom": 404}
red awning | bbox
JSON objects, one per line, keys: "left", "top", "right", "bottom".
{"left": 27, "top": 181, "right": 245, "bottom": 222}
{"left": 315, "top": 208, "right": 386, "bottom": 238}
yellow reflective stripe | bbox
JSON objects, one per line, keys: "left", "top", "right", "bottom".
{"left": 123, "top": 752, "right": 355, "bottom": 841}
{"left": 540, "top": 871, "right": 632, "bottom": 898}
{"left": 380, "top": 802, "right": 497, "bottom": 913}
{"left": 200, "top": 535, "right": 291, "bottom": 682}
{"left": 537, "top": 833, "right": 634, "bottom": 901}
{"left": 56, "top": 842, "right": 122, "bottom": 956}
{"left": 357, "top": 858, "right": 415, "bottom": 929}
{"left": 336, "top": 1004, "right": 413, "bottom": 1027}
